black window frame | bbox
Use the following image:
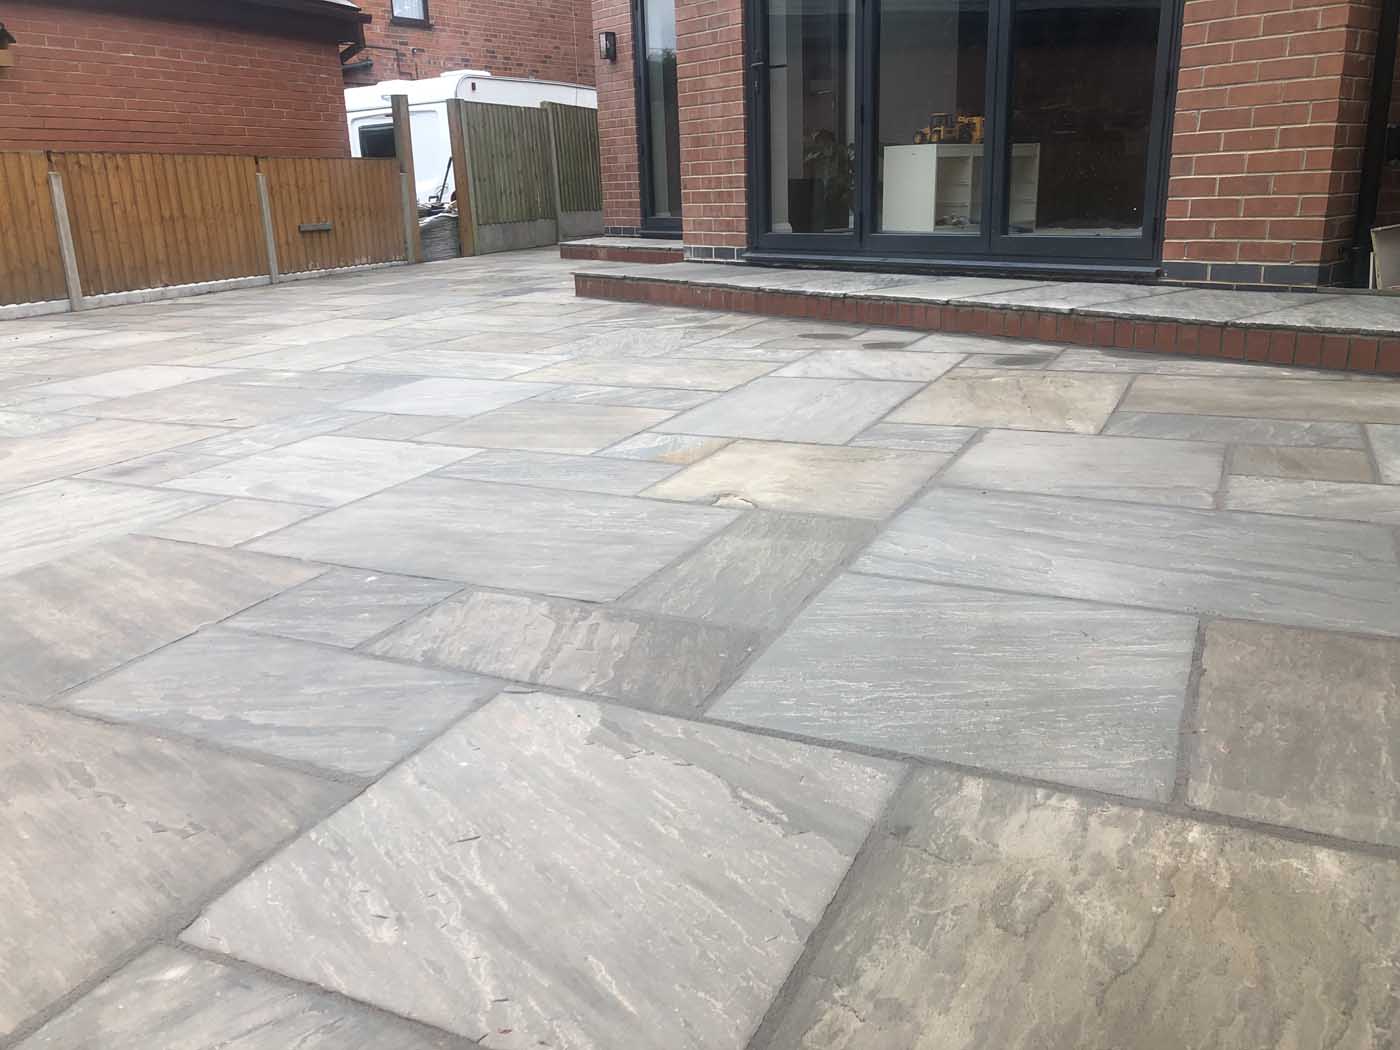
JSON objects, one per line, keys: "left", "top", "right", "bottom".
{"left": 632, "top": 0, "right": 683, "bottom": 236}
{"left": 389, "top": 0, "right": 432, "bottom": 28}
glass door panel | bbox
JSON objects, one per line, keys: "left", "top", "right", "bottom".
{"left": 767, "top": 0, "right": 858, "bottom": 235}
{"left": 639, "top": 0, "right": 682, "bottom": 227}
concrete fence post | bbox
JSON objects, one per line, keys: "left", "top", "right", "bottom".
{"left": 46, "top": 171, "right": 83, "bottom": 311}
{"left": 254, "top": 170, "right": 281, "bottom": 284}
{"left": 391, "top": 93, "right": 423, "bottom": 264}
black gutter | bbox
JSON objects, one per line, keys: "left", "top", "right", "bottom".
{"left": 1352, "top": 0, "right": 1400, "bottom": 286}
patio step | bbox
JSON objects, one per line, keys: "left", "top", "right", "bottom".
{"left": 575, "top": 262, "right": 1400, "bottom": 375}
{"left": 560, "top": 237, "right": 683, "bottom": 265}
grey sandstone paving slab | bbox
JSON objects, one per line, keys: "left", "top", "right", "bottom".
{"left": 226, "top": 568, "right": 460, "bottom": 647}
{"left": 957, "top": 280, "right": 1181, "bottom": 312}
{"left": 161, "top": 435, "right": 476, "bottom": 507}
{"left": 85, "top": 380, "right": 358, "bottom": 428}
{"left": 0, "top": 537, "right": 322, "bottom": 704}
{"left": 14, "top": 946, "right": 464, "bottom": 1050}
{"left": 1048, "top": 345, "right": 1340, "bottom": 378}
{"left": 338, "top": 347, "right": 574, "bottom": 379}
{"left": 527, "top": 382, "right": 717, "bottom": 409}
{"left": 712, "top": 574, "right": 1193, "bottom": 798}
{"left": 1188, "top": 620, "right": 1400, "bottom": 846}
{"left": 622, "top": 511, "right": 876, "bottom": 631}
{"left": 940, "top": 430, "right": 1225, "bottom": 508}
{"left": 1080, "top": 286, "right": 1322, "bottom": 323}
{"left": 751, "top": 767, "right": 1400, "bottom": 1050}
{"left": 179, "top": 411, "right": 368, "bottom": 456}
{"left": 78, "top": 448, "right": 237, "bottom": 486}
{"left": 655, "top": 377, "right": 923, "bottom": 444}
{"left": 369, "top": 590, "right": 754, "bottom": 713}
{"left": 0, "top": 410, "right": 86, "bottom": 437}
{"left": 645, "top": 440, "right": 945, "bottom": 519}
{"left": 888, "top": 369, "right": 1128, "bottom": 433}
{"left": 339, "top": 377, "right": 554, "bottom": 417}
{"left": 772, "top": 349, "right": 965, "bottom": 381}
{"left": 1223, "top": 474, "right": 1400, "bottom": 524}
{"left": 901, "top": 331, "right": 1070, "bottom": 356}
{"left": 848, "top": 421, "right": 978, "bottom": 454}
{"left": 1371, "top": 423, "right": 1400, "bottom": 482}
{"left": 436, "top": 448, "right": 680, "bottom": 494}
{"left": 1123, "top": 374, "right": 1400, "bottom": 423}
{"left": 598, "top": 431, "right": 733, "bottom": 464}
{"left": 1229, "top": 443, "right": 1375, "bottom": 482}
{"left": 855, "top": 487, "right": 1400, "bottom": 635}
{"left": 418, "top": 401, "right": 673, "bottom": 454}
{"left": 0, "top": 418, "right": 215, "bottom": 494}
{"left": 1239, "top": 290, "right": 1400, "bottom": 332}
{"left": 1105, "top": 409, "right": 1366, "bottom": 447}
{"left": 61, "top": 628, "right": 499, "bottom": 777}
{"left": 0, "top": 704, "right": 346, "bottom": 1038}
{"left": 0, "top": 480, "right": 216, "bottom": 578}
{"left": 140, "top": 498, "right": 323, "bottom": 546}
{"left": 518, "top": 356, "right": 776, "bottom": 390}
{"left": 331, "top": 412, "right": 462, "bottom": 440}
{"left": 17, "top": 364, "right": 224, "bottom": 400}
{"left": 183, "top": 692, "right": 902, "bottom": 1049}
{"left": 248, "top": 476, "right": 737, "bottom": 601}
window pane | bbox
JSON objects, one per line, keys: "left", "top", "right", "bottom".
{"left": 876, "top": 0, "right": 989, "bottom": 235}
{"left": 643, "top": 0, "right": 682, "bottom": 219}
{"left": 768, "top": 0, "right": 857, "bottom": 234}
{"left": 1006, "top": 0, "right": 1160, "bottom": 237}
{"left": 391, "top": 0, "right": 426, "bottom": 20}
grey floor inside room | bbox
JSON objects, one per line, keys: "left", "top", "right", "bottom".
{"left": 3, "top": 248, "right": 1400, "bottom": 1049}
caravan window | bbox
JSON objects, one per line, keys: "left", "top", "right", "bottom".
{"left": 358, "top": 125, "right": 397, "bottom": 158}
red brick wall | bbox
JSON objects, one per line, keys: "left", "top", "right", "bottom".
{"left": 347, "top": 0, "right": 595, "bottom": 87}
{"left": 1164, "top": 0, "right": 1379, "bottom": 285}
{"left": 591, "top": 0, "right": 643, "bottom": 230}
{"left": 675, "top": 0, "right": 747, "bottom": 252}
{"left": 0, "top": 1, "right": 353, "bottom": 156}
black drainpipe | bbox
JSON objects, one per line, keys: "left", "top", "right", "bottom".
{"left": 1352, "top": 0, "right": 1400, "bottom": 286}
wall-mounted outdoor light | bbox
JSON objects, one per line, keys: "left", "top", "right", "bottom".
{"left": 598, "top": 31, "right": 617, "bottom": 62}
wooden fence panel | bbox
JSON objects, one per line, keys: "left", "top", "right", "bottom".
{"left": 464, "top": 104, "right": 556, "bottom": 226}
{"left": 47, "top": 153, "right": 264, "bottom": 296}
{"left": 259, "top": 156, "right": 404, "bottom": 274}
{"left": 545, "top": 103, "right": 603, "bottom": 215}
{"left": 0, "top": 152, "right": 67, "bottom": 305}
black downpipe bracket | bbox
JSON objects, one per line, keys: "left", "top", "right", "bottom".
{"left": 1353, "top": 0, "right": 1400, "bottom": 286}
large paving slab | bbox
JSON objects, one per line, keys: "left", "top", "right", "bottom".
{"left": 1104, "top": 410, "right": 1366, "bottom": 447}
{"left": 161, "top": 435, "right": 475, "bottom": 507}
{"left": 1047, "top": 346, "right": 1336, "bottom": 378}
{"left": 773, "top": 349, "right": 965, "bottom": 381}
{"left": 369, "top": 589, "right": 754, "bottom": 713}
{"left": 621, "top": 511, "right": 875, "bottom": 631}
{"left": 140, "top": 498, "right": 323, "bottom": 546}
{"left": 61, "top": 628, "right": 500, "bottom": 777}
{"left": 599, "top": 431, "right": 733, "bottom": 463}
{"left": 848, "top": 421, "right": 978, "bottom": 453}
{"left": 1228, "top": 444, "right": 1375, "bottom": 482}
{"left": 711, "top": 574, "right": 1195, "bottom": 798}
{"left": 941, "top": 430, "right": 1224, "bottom": 507}
{"left": 338, "top": 346, "right": 574, "bottom": 379}
{"left": 751, "top": 768, "right": 1400, "bottom": 1050}
{"left": 1187, "top": 620, "right": 1400, "bottom": 846}
{"left": 339, "top": 377, "right": 554, "bottom": 417}
{"left": 1082, "top": 286, "right": 1320, "bottom": 322}
{"left": 85, "top": 379, "right": 358, "bottom": 428}
{"left": 655, "top": 377, "right": 922, "bottom": 444}
{"left": 1124, "top": 375, "right": 1400, "bottom": 423}
{"left": 435, "top": 447, "right": 680, "bottom": 494}
{"left": 15, "top": 946, "right": 462, "bottom": 1050}
{"left": 183, "top": 693, "right": 903, "bottom": 1049}
{"left": 888, "top": 369, "right": 1128, "bottom": 433}
{"left": 0, "top": 537, "right": 322, "bottom": 704}
{"left": 1371, "top": 423, "right": 1400, "bottom": 482}
{"left": 855, "top": 487, "right": 1400, "bottom": 635}
{"left": 0, "top": 418, "right": 214, "bottom": 494}
{"left": 1223, "top": 475, "right": 1400, "bottom": 524}
{"left": 645, "top": 440, "right": 944, "bottom": 519}
{"left": 16, "top": 364, "right": 224, "bottom": 400}
{"left": 419, "top": 401, "right": 672, "bottom": 453}
{"left": 248, "top": 476, "right": 737, "bottom": 601}
{"left": 530, "top": 382, "right": 717, "bottom": 409}
{"left": 519, "top": 356, "right": 776, "bottom": 390}
{"left": 0, "top": 705, "right": 346, "bottom": 1037}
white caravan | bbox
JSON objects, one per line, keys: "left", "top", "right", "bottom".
{"left": 345, "top": 70, "right": 597, "bottom": 206}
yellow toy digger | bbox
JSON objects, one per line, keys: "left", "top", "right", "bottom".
{"left": 914, "top": 113, "right": 985, "bottom": 145}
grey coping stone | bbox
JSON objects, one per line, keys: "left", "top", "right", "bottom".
{"left": 140, "top": 499, "right": 324, "bottom": 546}
{"left": 18, "top": 365, "right": 220, "bottom": 400}
{"left": 855, "top": 486, "right": 1400, "bottom": 635}
{"left": 872, "top": 276, "right": 1049, "bottom": 301}
{"left": 0, "top": 480, "right": 215, "bottom": 578}
{"left": 528, "top": 383, "right": 718, "bottom": 409}
{"left": 60, "top": 628, "right": 499, "bottom": 777}
{"left": 1238, "top": 291, "right": 1400, "bottom": 333}
{"left": 516, "top": 356, "right": 777, "bottom": 390}
{"left": 0, "top": 705, "right": 346, "bottom": 1037}
{"left": 744, "top": 270, "right": 922, "bottom": 295}
{"left": 1370, "top": 424, "right": 1400, "bottom": 482}
{"left": 751, "top": 767, "right": 1400, "bottom": 1050}
{"left": 1048, "top": 346, "right": 1341, "bottom": 378}
{"left": 1123, "top": 375, "right": 1400, "bottom": 423}
{"left": 225, "top": 568, "right": 460, "bottom": 647}
{"left": 888, "top": 369, "right": 1128, "bottom": 433}
{"left": 940, "top": 430, "right": 1225, "bottom": 508}
{"left": 182, "top": 692, "right": 902, "bottom": 1048}
{"left": 1081, "top": 287, "right": 1324, "bottom": 323}
{"left": 773, "top": 350, "right": 965, "bottom": 381}
{"left": 848, "top": 421, "right": 979, "bottom": 454}
{"left": 621, "top": 511, "right": 876, "bottom": 631}
{"left": 85, "top": 380, "right": 366, "bottom": 428}
{"left": 655, "top": 377, "right": 924, "bottom": 445}
{"left": 247, "top": 476, "right": 738, "bottom": 602}
{"left": 598, "top": 432, "right": 734, "bottom": 464}
{"left": 338, "top": 347, "right": 574, "bottom": 379}
{"left": 0, "top": 537, "right": 322, "bottom": 704}
{"left": 956, "top": 281, "right": 1182, "bottom": 312}
{"left": 339, "top": 377, "right": 555, "bottom": 417}
{"left": 417, "top": 402, "right": 673, "bottom": 454}
{"left": 644, "top": 440, "right": 945, "bottom": 519}
{"left": 14, "top": 946, "right": 464, "bottom": 1050}
{"left": 1223, "top": 475, "right": 1400, "bottom": 524}
{"left": 0, "top": 418, "right": 214, "bottom": 494}
{"left": 161, "top": 435, "right": 476, "bottom": 507}
{"left": 1104, "top": 410, "right": 1366, "bottom": 448}
{"left": 712, "top": 574, "right": 1194, "bottom": 799}
{"left": 1229, "top": 444, "right": 1375, "bottom": 482}
{"left": 435, "top": 448, "right": 680, "bottom": 495}
{"left": 369, "top": 590, "right": 754, "bottom": 713}
{"left": 1187, "top": 620, "right": 1400, "bottom": 846}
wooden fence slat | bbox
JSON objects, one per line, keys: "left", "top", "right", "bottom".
{"left": 0, "top": 152, "right": 65, "bottom": 304}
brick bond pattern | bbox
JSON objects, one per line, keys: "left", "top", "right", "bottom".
{"left": 591, "top": 0, "right": 643, "bottom": 230}
{"left": 0, "top": 2, "right": 352, "bottom": 156}
{"left": 675, "top": 0, "right": 747, "bottom": 250}
{"left": 577, "top": 271, "right": 1400, "bottom": 373}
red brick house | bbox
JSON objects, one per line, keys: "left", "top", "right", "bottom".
{"left": 342, "top": 0, "right": 596, "bottom": 88}
{"left": 0, "top": 0, "right": 369, "bottom": 156}
{"left": 589, "top": 0, "right": 1400, "bottom": 287}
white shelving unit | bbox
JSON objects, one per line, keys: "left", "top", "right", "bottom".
{"left": 880, "top": 142, "right": 1040, "bottom": 234}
